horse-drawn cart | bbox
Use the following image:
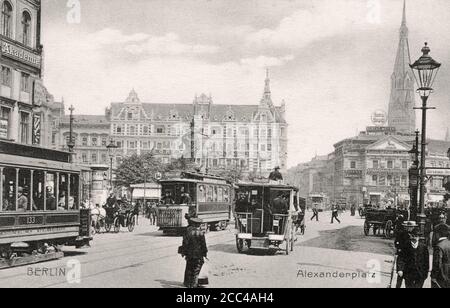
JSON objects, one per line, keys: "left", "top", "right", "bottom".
{"left": 364, "top": 208, "right": 407, "bottom": 239}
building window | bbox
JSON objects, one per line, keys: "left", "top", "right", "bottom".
{"left": 387, "top": 160, "right": 393, "bottom": 169}
{"left": 1, "top": 66, "right": 11, "bottom": 86}
{"left": 82, "top": 137, "right": 88, "bottom": 146}
{"left": 387, "top": 175, "right": 393, "bottom": 186}
{"left": 372, "top": 175, "right": 378, "bottom": 185}
{"left": 101, "top": 153, "right": 107, "bottom": 162}
{"left": 402, "top": 161, "right": 408, "bottom": 169}
{"left": 101, "top": 137, "right": 107, "bottom": 146}
{"left": 22, "top": 11, "right": 31, "bottom": 46}
{"left": 127, "top": 112, "right": 133, "bottom": 120}
{"left": 82, "top": 153, "right": 88, "bottom": 163}
{"left": 0, "top": 106, "right": 10, "bottom": 139}
{"left": 373, "top": 160, "right": 379, "bottom": 169}
{"left": 156, "top": 127, "right": 164, "bottom": 134}
{"left": 350, "top": 161, "right": 356, "bottom": 169}
{"left": 91, "top": 137, "right": 98, "bottom": 147}
{"left": 91, "top": 153, "right": 97, "bottom": 163}
{"left": 1, "top": 1, "right": 12, "bottom": 38}
{"left": 21, "top": 73, "right": 31, "bottom": 93}
{"left": 116, "top": 126, "right": 122, "bottom": 134}
{"left": 19, "top": 112, "right": 30, "bottom": 144}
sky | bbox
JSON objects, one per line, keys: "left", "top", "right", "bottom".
{"left": 41, "top": 0, "right": 450, "bottom": 168}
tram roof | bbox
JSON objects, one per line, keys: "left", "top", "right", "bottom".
{"left": 236, "top": 181, "right": 298, "bottom": 190}
{"left": 0, "top": 140, "right": 72, "bottom": 163}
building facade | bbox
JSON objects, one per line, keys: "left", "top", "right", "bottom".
{"left": 0, "top": 0, "right": 56, "bottom": 148}
{"left": 106, "top": 72, "right": 288, "bottom": 175}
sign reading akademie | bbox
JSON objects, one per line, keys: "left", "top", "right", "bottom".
{"left": 1, "top": 40, "right": 41, "bottom": 68}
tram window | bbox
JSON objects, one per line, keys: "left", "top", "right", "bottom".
{"left": 207, "top": 185, "right": 213, "bottom": 202}
{"left": 2, "top": 168, "right": 17, "bottom": 211}
{"left": 70, "top": 174, "right": 79, "bottom": 210}
{"left": 217, "top": 187, "right": 223, "bottom": 203}
{"left": 45, "top": 173, "right": 57, "bottom": 211}
{"left": 198, "top": 185, "right": 206, "bottom": 203}
{"left": 18, "top": 169, "right": 31, "bottom": 211}
{"left": 58, "top": 174, "right": 69, "bottom": 211}
{"left": 32, "top": 171, "right": 45, "bottom": 211}
{"left": 213, "top": 186, "right": 218, "bottom": 202}
{"left": 224, "top": 187, "right": 230, "bottom": 203}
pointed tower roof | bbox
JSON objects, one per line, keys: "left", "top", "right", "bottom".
{"left": 260, "top": 69, "right": 274, "bottom": 107}
{"left": 125, "top": 88, "right": 140, "bottom": 104}
{"left": 394, "top": 0, "right": 411, "bottom": 76}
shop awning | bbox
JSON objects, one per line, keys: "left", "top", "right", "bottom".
{"left": 132, "top": 188, "right": 161, "bottom": 199}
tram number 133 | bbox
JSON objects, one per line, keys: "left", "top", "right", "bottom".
{"left": 219, "top": 293, "right": 274, "bottom": 304}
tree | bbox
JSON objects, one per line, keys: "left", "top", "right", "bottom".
{"left": 115, "top": 153, "right": 161, "bottom": 188}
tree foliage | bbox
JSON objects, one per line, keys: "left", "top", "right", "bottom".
{"left": 115, "top": 153, "right": 161, "bottom": 187}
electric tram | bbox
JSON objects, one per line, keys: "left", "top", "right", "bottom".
{"left": 0, "top": 140, "right": 92, "bottom": 269}
{"left": 157, "top": 172, "right": 232, "bottom": 234}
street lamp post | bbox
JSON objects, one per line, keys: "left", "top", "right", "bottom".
{"left": 408, "top": 130, "right": 420, "bottom": 221}
{"left": 67, "top": 105, "right": 76, "bottom": 161}
{"left": 410, "top": 42, "right": 441, "bottom": 236}
{"left": 106, "top": 139, "right": 118, "bottom": 190}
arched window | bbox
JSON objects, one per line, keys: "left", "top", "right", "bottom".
{"left": 22, "top": 11, "right": 31, "bottom": 46}
{"left": 2, "top": 1, "right": 13, "bottom": 38}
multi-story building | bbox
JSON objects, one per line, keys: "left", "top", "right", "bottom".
{"left": 106, "top": 72, "right": 288, "bottom": 175}
{"left": 0, "top": 0, "right": 56, "bottom": 147}
{"left": 287, "top": 2, "right": 450, "bottom": 207}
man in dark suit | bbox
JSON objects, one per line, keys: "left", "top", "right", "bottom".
{"left": 397, "top": 227, "right": 430, "bottom": 288}
{"left": 181, "top": 217, "right": 208, "bottom": 288}
{"left": 269, "top": 167, "right": 283, "bottom": 181}
{"left": 431, "top": 224, "right": 450, "bottom": 289}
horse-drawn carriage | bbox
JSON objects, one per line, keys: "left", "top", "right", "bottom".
{"left": 91, "top": 200, "right": 136, "bottom": 234}
{"left": 364, "top": 207, "right": 408, "bottom": 239}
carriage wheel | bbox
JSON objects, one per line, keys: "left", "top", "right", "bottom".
{"left": 105, "top": 221, "right": 112, "bottom": 233}
{"left": 364, "top": 221, "right": 370, "bottom": 236}
{"left": 236, "top": 237, "right": 244, "bottom": 253}
{"left": 128, "top": 216, "right": 136, "bottom": 232}
{"left": 385, "top": 220, "right": 394, "bottom": 239}
{"left": 113, "top": 218, "right": 121, "bottom": 233}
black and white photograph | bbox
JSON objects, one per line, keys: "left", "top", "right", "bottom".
{"left": 0, "top": 0, "right": 450, "bottom": 291}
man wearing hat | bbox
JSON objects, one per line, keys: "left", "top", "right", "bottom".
{"left": 17, "top": 187, "right": 28, "bottom": 212}
{"left": 269, "top": 166, "right": 283, "bottom": 181}
{"left": 181, "top": 217, "right": 208, "bottom": 288}
{"left": 431, "top": 224, "right": 450, "bottom": 288}
{"left": 432, "top": 214, "right": 449, "bottom": 248}
{"left": 397, "top": 223, "right": 430, "bottom": 288}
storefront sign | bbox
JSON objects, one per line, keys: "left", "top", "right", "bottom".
{"left": 0, "top": 119, "right": 8, "bottom": 139}
{"left": 344, "top": 170, "right": 362, "bottom": 178}
{"left": 33, "top": 114, "right": 41, "bottom": 145}
{"left": 426, "top": 168, "right": 450, "bottom": 177}
{"left": 366, "top": 126, "right": 396, "bottom": 133}
{"left": 1, "top": 40, "right": 41, "bottom": 68}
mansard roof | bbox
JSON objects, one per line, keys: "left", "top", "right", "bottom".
{"left": 110, "top": 102, "right": 286, "bottom": 123}
{"left": 61, "top": 115, "right": 110, "bottom": 126}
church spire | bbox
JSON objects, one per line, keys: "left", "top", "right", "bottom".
{"left": 387, "top": 0, "right": 415, "bottom": 135}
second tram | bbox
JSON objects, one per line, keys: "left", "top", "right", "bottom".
{"left": 157, "top": 172, "right": 232, "bottom": 234}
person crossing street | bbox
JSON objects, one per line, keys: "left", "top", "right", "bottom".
{"left": 331, "top": 204, "right": 341, "bottom": 224}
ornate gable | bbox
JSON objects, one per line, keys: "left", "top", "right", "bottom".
{"left": 367, "top": 136, "right": 411, "bottom": 152}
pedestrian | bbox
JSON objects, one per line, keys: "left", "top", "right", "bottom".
{"left": 351, "top": 204, "right": 356, "bottom": 216}
{"left": 394, "top": 216, "right": 409, "bottom": 288}
{"left": 180, "top": 217, "right": 208, "bottom": 288}
{"left": 397, "top": 226, "right": 430, "bottom": 288}
{"left": 310, "top": 203, "right": 319, "bottom": 222}
{"left": 432, "top": 214, "right": 449, "bottom": 248}
{"left": 431, "top": 224, "right": 450, "bottom": 289}
{"left": 331, "top": 204, "right": 341, "bottom": 224}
